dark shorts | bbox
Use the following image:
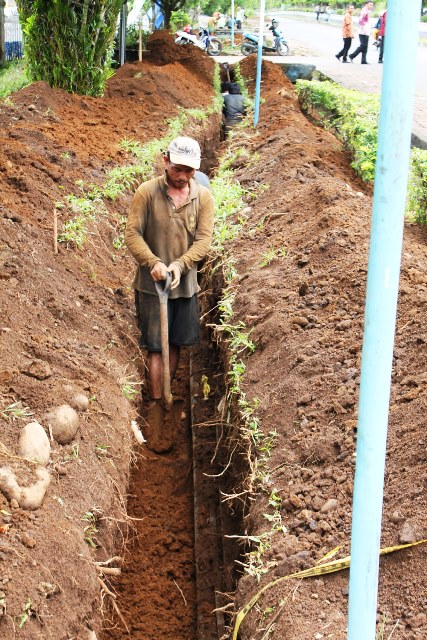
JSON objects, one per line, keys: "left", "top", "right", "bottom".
{"left": 135, "top": 291, "right": 200, "bottom": 352}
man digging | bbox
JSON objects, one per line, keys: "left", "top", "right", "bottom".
{"left": 125, "top": 136, "right": 215, "bottom": 453}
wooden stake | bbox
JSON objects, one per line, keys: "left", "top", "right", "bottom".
{"left": 53, "top": 208, "right": 58, "bottom": 254}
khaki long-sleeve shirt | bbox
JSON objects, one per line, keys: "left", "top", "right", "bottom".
{"left": 125, "top": 174, "right": 214, "bottom": 299}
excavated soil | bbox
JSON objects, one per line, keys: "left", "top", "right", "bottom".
{"left": 221, "top": 56, "right": 427, "bottom": 639}
{"left": 0, "top": 28, "right": 426, "bottom": 640}
{"left": 0, "top": 30, "right": 219, "bottom": 640}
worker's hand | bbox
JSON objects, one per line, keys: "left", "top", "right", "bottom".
{"left": 167, "top": 262, "right": 182, "bottom": 290}
{"left": 150, "top": 261, "right": 168, "bottom": 282}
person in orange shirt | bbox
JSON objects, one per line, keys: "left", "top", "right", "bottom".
{"left": 335, "top": 4, "right": 355, "bottom": 63}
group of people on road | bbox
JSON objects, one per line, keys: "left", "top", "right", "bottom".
{"left": 335, "top": 2, "right": 386, "bottom": 65}
{"left": 315, "top": 4, "right": 331, "bottom": 22}
{"left": 208, "top": 6, "right": 246, "bottom": 32}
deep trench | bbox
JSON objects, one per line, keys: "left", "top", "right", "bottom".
{"left": 101, "top": 122, "right": 245, "bottom": 640}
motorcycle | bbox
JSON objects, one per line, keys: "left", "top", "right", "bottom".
{"left": 175, "top": 28, "right": 223, "bottom": 56}
{"left": 240, "top": 21, "right": 289, "bottom": 56}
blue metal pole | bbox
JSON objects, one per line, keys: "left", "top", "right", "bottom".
{"left": 348, "top": 1, "right": 421, "bottom": 639}
{"left": 231, "top": 0, "right": 235, "bottom": 49}
{"left": 253, "top": 0, "right": 265, "bottom": 127}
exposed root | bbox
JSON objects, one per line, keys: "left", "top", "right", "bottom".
{"left": 173, "top": 579, "right": 187, "bottom": 606}
{"left": 98, "top": 577, "right": 130, "bottom": 635}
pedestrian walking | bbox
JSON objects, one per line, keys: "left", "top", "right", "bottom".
{"left": 349, "top": 1, "right": 374, "bottom": 64}
{"left": 315, "top": 4, "right": 322, "bottom": 22}
{"left": 335, "top": 4, "right": 355, "bottom": 63}
{"left": 236, "top": 6, "right": 246, "bottom": 30}
{"left": 378, "top": 9, "right": 386, "bottom": 63}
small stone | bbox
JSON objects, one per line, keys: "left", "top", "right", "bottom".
{"left": 22, "top": 359, "right": 52, "bottom": 380}
{"left": 19, "top": 422, "right": 50, "bottom": 465}
{"left": 311, "top": 592, "right": 319, "bottom": 599}
{"left": 390, "top": 510, "right": 405, "bottom": 524}
{"left": 320, "top": 498, "right": 338, "bottom": 513}
{"left": 20, "top": 532, "right": 36, "bottom": 549}
{"left": 409, "top": 612, "right": 427, "bottom": 629}
{"left": 318, "top": 520, "right": 332, "bottom": 533}
{"left": 311, "top": 496, "right": 324, "bottom": 511}
{"left": 289, "top": 494, "right": 304, "bottom": 509}
{"left": 44, "top": 405, "right": 79, "bottom": 444}
{"left": 0, "top": 466, "right": 51, "bottom": 510}
{"left": 10, "top": 499, "right": 19, "bottom": 509}
{"left": 69, "top": 394, "right": 89, "bottom": 412}
{"left": 399, "top": 522, "right": 417, "bottom": 544}
{"left": 292, "top": 316, "right": 309, "bottom": 327}
{"left": 336, "top": 319, "right": 352, "bottom": 331}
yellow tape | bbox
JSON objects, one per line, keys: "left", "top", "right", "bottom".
{"left": 231, "top": 539, "right": 427, "bottom": 640}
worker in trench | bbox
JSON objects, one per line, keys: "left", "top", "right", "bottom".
{"left": 125, "top": 136, "right": 215, "bottom": 452}
{"left": 222, "top": 82, "right": 246, "bottom": 138}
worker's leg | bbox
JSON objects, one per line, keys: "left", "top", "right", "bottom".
{"left": 147, "top": 345, "right": 181, "bottom": 400}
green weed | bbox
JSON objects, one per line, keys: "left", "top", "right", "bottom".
{"left": 0, "top": 402, "right": 33, "bottom": 421}
{"left": 376, "top": 615, "right": 400, "bottom": 640}
{"left": 0, "top": 60, "right": 29, "bottom": 99}
{"left": 121, "top": 377, "right": 140, "bottom": 401}
{"left": 17, "top": 599, "right": 34, "bottom": 629}
{"left": 82, "top": 510, "right": 100, "bottom": 548}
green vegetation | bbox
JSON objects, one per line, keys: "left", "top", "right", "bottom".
{"left": 82, "top": 510, "right": 100, "bottom": 548}
{"left": 16, "top": 0, "right": 122, "bottom": 96}
{"left": 58, "top": 89, "right": 222, "bottom": 249}
{"left": 17, "top": 599, "right": 34, "bottom": 628}
{"left": 408, "top": 148, "right": 427, "bottom": 224}
{"left": 297, "top": 79, "right": 380, "bottom": 181}
{"left": 170, "top": 10, "right": 192, "bottom": 32}
{"left": 296, "top": 79, "right": 427, "bottom": 224}
{"left": 121, "top": 377, "right": 140, "bottom": 401}
{"left": 0, "top": 401, "right": 33, "bottom": 421}
{"left": 0, "top": 60, "right": 29, "bottom": 99}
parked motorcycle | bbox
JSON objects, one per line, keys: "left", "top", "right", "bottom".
{"left": 175, "top": 28, "right": 223, "bottom": 56}
{"left": 240, "top": 19, "right": 289, "bottom": 56}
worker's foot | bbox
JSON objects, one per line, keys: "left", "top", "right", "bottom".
{"left": 342, "top": 59, "right": 349, "bottom": 63}
{"left": 335, "top": 54, "right": 341, "bottom": 61}
{"left": 361, "top": 61, "right": 369, "bottom": 64}
{"left": 144, "top": 399, "right": 174, "bottom": 454}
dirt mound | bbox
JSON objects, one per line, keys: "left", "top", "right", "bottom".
{"left": 0, "top": 53, "right": 217, "bottom": 640}
{"left": 239, "top": 53, "right": 294, "bottom": 89}
{"left": 146, "top": 28, "right": 216, "bottom": 84}
{"left": 220, "top": 60, "right": 427, "bottom": 639}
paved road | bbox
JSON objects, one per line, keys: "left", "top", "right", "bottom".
{"left": 216, "top": 14, "right": 427, "bottom": 148}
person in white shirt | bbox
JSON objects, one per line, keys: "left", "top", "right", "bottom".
{"left": 349, "top": 1, "right": 374, "bottom": 64}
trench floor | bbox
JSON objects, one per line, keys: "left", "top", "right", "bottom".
{"left": 102, "top": 352, "right": 197, "bottom": 639}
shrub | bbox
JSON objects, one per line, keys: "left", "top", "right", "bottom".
{"left": 170, "top": 10, "right": 192, "bottom": 32}
{"left": 296, "top": 79, "right": 427, "bottom": 223}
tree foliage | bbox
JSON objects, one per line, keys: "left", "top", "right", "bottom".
{"left": 16, "top": 0, "right": 123, "bottom": 96}
{"left": 157, "top": 0, "right": 187, "bottom": 28}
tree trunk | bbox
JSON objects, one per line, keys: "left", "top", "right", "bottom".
{"left": 16, "top": 0, "right": 123, "bottom": 96}
{"left": 0, "top": 0, "right": 5, "bottom": 68}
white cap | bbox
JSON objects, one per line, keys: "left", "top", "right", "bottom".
{"left": 167, "top": 136, "right": 201, "bottom": 170}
